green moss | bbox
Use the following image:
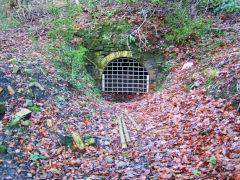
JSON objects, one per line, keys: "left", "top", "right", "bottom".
{"left": 30, "top": 105, "right": 41, "bottom": 112}
{"left": 185, "top": 82, "right": 194, "bottom": 92}
{"left": 85, "top": 138, "right": 96, "bottom": 145}
{"left": 0, "top": 145, "right": 7, "bottom": 154}
{"left": 83, "top": 134, "right": 91, "bottom": 140}
{"left": 0, "top": 102, "right": 6, "bottom": 115}
{"left": 205, "top": 69, "right": 218, "bottom": 88}
{"left": 205, "top": 76, "right": 216, "bottom": 88}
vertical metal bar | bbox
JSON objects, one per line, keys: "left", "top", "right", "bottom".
{"left": 102, "top": 74, "right": 105, "bottom": 92}
{"left": 112, "top": 62, "right": 113, "bottom": 92}
{"left": 127, "top": 66, "right": 129, "bottom": 94}
{"left": 146, "top": 75, "right": 149, "bottom": 93}
{"left": 138, "top": 62, "right": 140, "bottom": 93}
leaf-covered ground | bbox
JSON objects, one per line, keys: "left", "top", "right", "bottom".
{"left": 0, "top": 18, "right": 239, "bottom": 179}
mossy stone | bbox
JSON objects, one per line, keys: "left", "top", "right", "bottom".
{"left": 22, "top": 120, "right": 31, "bottom": 127}
{"left": 12, "top": 67, "right": 20, "bottom": 74}
{"left": 117, "top": 161, "right": 127, "bottom": 167}
{"left": 83, "top": 134, "right": 91, "bottom": 140}
{"left": 0, "top": 102, "right": 6, "bottom": 115}
{"left": 85, "top": 138, "right": 95, "bottom": 145}
{"left": 0, "top": 145, "right": 7, "bottom": 154}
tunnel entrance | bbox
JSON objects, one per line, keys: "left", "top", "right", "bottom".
{"left": 102, "top": 57, "right": 149, "bottom": 93}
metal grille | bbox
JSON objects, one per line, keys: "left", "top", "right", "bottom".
{"left": 102, "top": 58, "right": 149, "bottom": 93}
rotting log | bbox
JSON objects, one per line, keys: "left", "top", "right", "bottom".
{"left": 72, "top": 132, "right": 85, "bottom": 151}
{"left": 121, "top": 117, "right": 130, "bottom": 142}
{"left": 125, "top": 111, "right": 141, "bottom": 131}
{"left": 118, "top": 118, "right": 127, "bottom": 149}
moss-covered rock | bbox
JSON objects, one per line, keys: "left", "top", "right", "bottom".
{"left": 0, "top": 145, "right": 7, "bottom": 154}
{"left": 0, "top": 102, "right": 6, "bottom": 115}
{"left": 22, "top": 120, "right": 31, "bottom": 127}
{"left": 85, "top": 138, "right": 96, "bottom": 146}
{"left": 83, "top": 134, "right": 91, "bottom": 140}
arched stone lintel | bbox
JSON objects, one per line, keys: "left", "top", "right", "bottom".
{"left": 97, "top": 51, "right": 156, "bottom": 90}
{"left": 99, "top": 51, "right": 133, "bottom": 70}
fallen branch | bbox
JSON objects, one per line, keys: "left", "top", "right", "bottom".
{"left": 118, "top": 118, "right": 127, "bottom": 149}
{"left": 121, "top": 117, "right": 131, "bottom": 143}
{"left": 125, "top": 111, "right": 141, "bottom": 131}
{"left": 72, "top": 132, "right": 85, "bottom": 151}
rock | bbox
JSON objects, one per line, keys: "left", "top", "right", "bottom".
{"left": 0, "top": 145, "right": 7, "bottom": 154}
{"left": 83, "top": 134, "right": 91, "bottom": 140}
{"left": 29, "top": 82, "right": 45, "bottom": 91}
{"left": 7, "top": 85, "right": 15, "bottom": 95}
{"left": 0, "top": 102, "right": 6, "bottom": 115}
{"left": 105, "top": 156, "right": 114, "bottom": 163}
{"left": 26, "top": 99, "right": 33, "bottom": 107}
{"left": 22, "top": 120, "right": 31, "bottom": 127}
{"left": 191, "top": 82, "right": 200, "bottom": 90}
{"left": 200, "top": 129, "right": 212, "bottom": 136}
{"left": 223, "top": 166, "right": 235, "bottom": 171}
{"left": 40, "top": 173, "right": 47, "bottom": 179}
{"left": 47, "top": 172, "right": 53, "bottom": 178}
{"left": 85, "top": 138, "right": 96, "bottom": 146}
{"left": 10, "top": 58, "right": 18, "bottom": 65}
{"left": 26, "top": 89, "right": 34, "bottom": 97}
{"left": 15, "top": 108, "right": 31, "bottom": 119}
{"left": 17, "top": 88, "right": 25, "bottom": 94}
{"left": 4, "top": 176, "right": 12, "bottom": 180}
{"left": 26, "top": 61, "right": 32, "bottom": 65}
{"left": 38, "top": 103, "right": 44, "bottom": 107}
{"left": 12, "top": 67, "right": 20, "bottom": 74}
{"left": 9, "top": 117, "right": 21, "bottom": 126}
{"left": 182, "top": 62, "right": 193, "bottom": 70}
{"left": 5, "top": 129, "right": 12, "bottom": 136}
{"left": 0, "top": 87, "right": 3, "bottom": 93}
{"left": 8, "top": 168, "right": 16, "bottom": 175}
{"left": 117, "top": 161, "right": 127, "bottom": 168}
{"left": 46, "top": 119, "right": 53, "bottom": 127}
{"left": 236, "top": 117, "right": 240, "bottom": 125}
{"left": 59, "top": 135, "right": 73, "bottom": 146}
{"left": 103, "top": 141, "right": 110, "bottom": 146}
{"left": 23, "top": 69, "right": 32, "bottom": 75}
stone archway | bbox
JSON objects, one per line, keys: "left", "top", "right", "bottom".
{"left": 88, "top": 50, "right": 157, "bottom": 91}
{"left": 98, "top": 51, "right": 134, "bottom": 72}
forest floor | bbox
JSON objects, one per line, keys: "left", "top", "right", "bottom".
{"left": 0, "top": 15, "right": 240, "bottom": 179}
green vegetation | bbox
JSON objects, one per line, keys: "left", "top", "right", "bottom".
{"left": 205, "top": 69, "right": 218, "bottom": 88}
{"left": 0, "top": 145, "right": 7, "bottom": 154}
{"left": 204, "top": 0, "right": 240, "bottom": 13}
{"left": 164, "top": 6, "right": 211, "bottom": 46}
{"left": 0, "top": 0, "right": 20, "bottom": 30}
{"left": 192, "top": 170, "right": 202, "bottom": 175}
{"left": 30, "top": 105, "right": 41, "bottom": 112}
{"left": 209, "top": 157, "right": 217, "bottom": 166}
{"left": 29, "top": 152, "right": 46, "bottom": 167}
{"left": 47, "top": 4, "right": 101, "bottom": 99}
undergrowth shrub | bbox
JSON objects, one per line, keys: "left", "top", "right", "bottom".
{"left": 7, "top": 0, "right": 52, "bottom": 22}
{"left": 76, "top": 18, "right": 131, "bottom": 48}
{"left": 47, "top": 4, "right": 101, "bottom": 98}
{"left": 164, "top": 5, "right": 212, "bottom": 46}
{"left": 203, "top": 0, "right": 240, "bottom": 13}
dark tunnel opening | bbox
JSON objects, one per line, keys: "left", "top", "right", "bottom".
{"left": 102, "top": 58, "right": 149, "bottom": 94}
